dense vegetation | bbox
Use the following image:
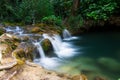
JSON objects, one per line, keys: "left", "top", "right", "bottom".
{"left": 0, "top": 0, "right": 120, "bottom": 30}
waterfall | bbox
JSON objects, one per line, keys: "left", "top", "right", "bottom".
{"left": 42, "top": 33, "right": 76, "bottom": 58}
{"left": 63, "top": 29, "right": 72, "bottom": 39}
{"left": 4, "top": 26, "right": 78, "bottom": 69}
{"left": 42, "top": 34, "right": 61, "bottom": 52}
{"left": 33, "top": 41, "right": 45, "bottom": 58}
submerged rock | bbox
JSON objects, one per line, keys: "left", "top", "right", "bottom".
{"left": 97, "top": 57, "right": 120, "bottom": 72}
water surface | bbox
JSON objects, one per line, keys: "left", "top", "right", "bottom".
{"left": 55, "top": 32, "right": 120, "bottom": 80}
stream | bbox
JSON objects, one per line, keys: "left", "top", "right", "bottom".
{"left": 5, "top": 26, "right": 120, "bottom": 80}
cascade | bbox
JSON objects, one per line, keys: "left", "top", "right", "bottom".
{"left": 42, "top": 33, "right": 76, "bottom": 58}
{"left": 42, "top": 34, "right": 61, "bottom": 52}
{"left": 63, "top": 29, "right": 72, "bottom": 39}
{"left": 33, "top": 41, "right": 46, "bottom": 58}
{"left": 4, "top": 26, "right": 78, "bottom": 69}
{"left": 5, "top": 26, "right": 24, "bottom": 35}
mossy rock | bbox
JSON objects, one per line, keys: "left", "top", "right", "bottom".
{"left": 0, "top": 27, "right": 5, "bottom": 35}
{"left": 41, "top": 39, "right": 53, "bottom": 54}
{"left": 0, "top": 33, "right": 20, "bottom": 50}
{"left": 0, "top": 44, "right": 13, "bottom": 57}
{"left": 97, "top": 57, "right": 120, "bottom": 72}
{"left": 12, "top": 42, "right": 35, "bottom": 61}
{"left": 31, "top": 27, "right": 41, "bottom": 33}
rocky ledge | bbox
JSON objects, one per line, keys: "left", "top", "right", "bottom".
{"left": 0, "top": 33, "right": 87, "bottom": 80}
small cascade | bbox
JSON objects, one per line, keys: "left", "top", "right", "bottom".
{"left": 4, "top": 26, "right": 79, "bottom": 70}
{"left": 42, "top": 33, "right": 77, "bottom": 58}
{"left": 42, "top": 34, "right": 61, "bottom": 52}
{"left": 63, "top": 29, "right": 72, "bottom": 39}
{"left": 33, "top": 41, "right": 45, "bottom": 58}
{"left": 5, "top": 26, "right": 24, "bottom": 35}
{"left": 63, "top": 29, "right": 79, "bottom": 40}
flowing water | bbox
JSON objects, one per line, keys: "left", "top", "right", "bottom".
{"left": 4, "top": 27, "right": 120, "bottom": 80}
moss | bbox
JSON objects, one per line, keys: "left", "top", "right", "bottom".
{"left": 0, "top": 44, "right": 13, "bottom": 57}
{"left": 41, "top": 39, "right": 53, "bottom": 53}
{"left": 0, "top": 28, "right": 5, "bottom": 35}
{"left": 3, "top": 22, "right": 25, "bottom": 26}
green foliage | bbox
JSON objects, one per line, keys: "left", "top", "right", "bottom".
{"left": 41, "top": 15, "right": 62, "bottom": 26}
{"left": 83, "top": 1, "right": 117, "bottom": 20}
{"left": 52, "top": 0, "right": 72, "bottom": 18}
{"left": 0, "top": 0, "right": 54, "bottom": 24}
{"left": 68, "top": 15, "right": 84, "bottom": 28}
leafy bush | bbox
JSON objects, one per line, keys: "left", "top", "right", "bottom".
{"left": 82, "top": 0, "right": 117, "bottom": 20}
{"left": 0, "top": 0, "right": 54, "bottom": 24}
{"left": 68, "top": 15, "right": 84, "bottom": 29}
{"left": 41, "top": 15, "right": 62, "bottom": 26}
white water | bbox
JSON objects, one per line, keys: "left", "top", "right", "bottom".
{"left": 4, "top": 26, "right": 78, "bottom": 69}
{"left": 42, "top": 33, "right": 77, "bottom": 58}
{"left": 43, "top": 34, "right": 61, "bottom": 51}
{"left": 33, "top": 42, "right": 45, "bottom": 58}
{"left": 5, "top": 26, "right": 24, "bottom": 35}
{"left": 63, "top": 29, "right": 71, "bottom": 39}
{"left": 63, "top": 29, "right": 78, "bottom": 40}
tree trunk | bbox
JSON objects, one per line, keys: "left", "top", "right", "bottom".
{"left": 71, "top": 0, "right": 80, "bottom": 16}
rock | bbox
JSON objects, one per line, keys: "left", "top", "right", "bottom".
{"left": 41, "top": 39, "right": 53, "bottom": 54}
{"left": 19, "top": 35, "right": 30, "bottom": 41}
{"left": 0, "top": 44, "right": 14, "bottom": 64}
{"left": 0, "top": 27, "right": 5, "bottom": 35}
{"left": 12, "top": 42, "right": 35, "bottom": 62}
{"left": 31, "top": 27, "right": 41, "bottom": 33}
{"left": 0, "top": 33, "right": 20, "bottom": 64}
{"left": 71, "top": 74, "right": 87, "bottom": 80}
{"left": 0, "top": 62, "right": 88, "bottom": 80}
{"left": 0, "top": 33, "right": 20, "bottom": 48}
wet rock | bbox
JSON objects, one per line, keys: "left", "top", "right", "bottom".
{"left": 12, "top": 42, "right": 35, "bottom": 61}
{"left": 0, "top": 27, "right": 5, "bottom": 35}
{"left": 31, "top": 27, "right": 41, "bottom": 33}
{"left": 41, "top": 39, "right": 53, "bottom": 54}
{"left": 19, "top": 35, "right": 30, "bottom": 41}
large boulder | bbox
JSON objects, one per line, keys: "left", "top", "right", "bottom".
{"left": 12, "top": 42, "right": 35, "bottom": 62}
{"left": 0, "top": 33, "right": 20, "bottom": 64}
{"left": 41, "top": 39, "right": 53, "bottom": 54}
{"left": 0, "top": 44, "right": 13, "bottom": 64}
